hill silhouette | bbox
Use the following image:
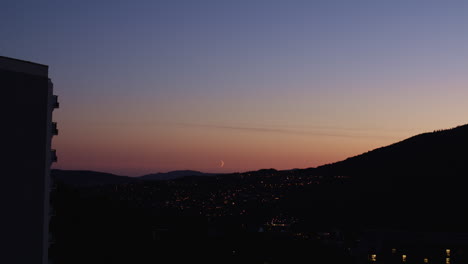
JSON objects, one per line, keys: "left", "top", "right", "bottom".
{"left": 52, "top": 170, "right": 139, "bottom": 187}
{"left": 313, "top": 124, "right": 468, "bottom": 230}
{"left": 53, "top": 124, "right": 468, "bottom": 198}
{"left": 316, "top": 124, "right": 468, "bottom": 187}
{"left": 52, "top": 169, "right": 219, "bottom": 186}
{"left": 140, "top": 170, "right": 216, "bottom": 181}
{"left": 48, "top": 124, "right": 468, "bottom": 264}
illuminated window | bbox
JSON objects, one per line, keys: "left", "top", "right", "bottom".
{"left": 392, "top": 248, "right": 397, "bottom": 254}
{"left": 370, "top": 254, "right": 377, "bottom": 262}
{"left": 402, "top": 255, "right": 407, "bottom": 262}
{"left": 446, "top": 257, "right": 450, "bottom": 264}
{"left": 424, "top": 258, "right": 429, "bottom": 263}
{"left": 446, "top": 249, "right": 451, "bottom": 257}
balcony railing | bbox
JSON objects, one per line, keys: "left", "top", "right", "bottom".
{"left": 52, "top": 95, "right": 59, "bottom": 109}
{"left": 51, "top": 149, "right": 58, "bottom": 163}
{"left": 49, "top": 208, "right": 56, "bottom": 217}
{"left": 52, "top": 122, "right": 58, "bottom": 136}
{"left": 48, "top": 234, "right": 56, "bottom": 244}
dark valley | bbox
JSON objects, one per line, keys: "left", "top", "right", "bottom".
{"left": 50, "top": 124, "right": 468, "bottom": 264}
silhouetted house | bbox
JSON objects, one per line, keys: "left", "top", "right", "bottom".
{"left": 1, "top": 56, "right": 58, "bottom": 264}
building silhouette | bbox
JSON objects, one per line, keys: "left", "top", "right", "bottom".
{"left": 1, "top": 56, "right": 58, "bottom": 264}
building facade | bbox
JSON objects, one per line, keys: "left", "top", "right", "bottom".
{"left": 1, "top": 56, "right": 58, "bottom": 264}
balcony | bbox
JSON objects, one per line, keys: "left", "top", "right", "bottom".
{"left": 48, "top": 234, "right": 56, "bottom": 244}
{"left": 51, "top": 149, "right": 58, "bottom": 163}
{"left": 49, "top": 208, "right": 56, "bottom": 217}
{"left": 51, "top": 122, "right": 58, "bottom": 136}
{"left": 52, "top": 95, "right": 59, "bottom": 109}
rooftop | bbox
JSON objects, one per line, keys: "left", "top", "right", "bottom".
{"left": 0, "top": 56, "right": 48, "bottom": 77}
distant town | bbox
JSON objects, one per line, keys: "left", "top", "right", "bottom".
{"left": 51, "top": 123, "right": 468, "bottom": 264}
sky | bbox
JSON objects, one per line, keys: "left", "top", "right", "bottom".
{"left": 3, "top": 0, "right": 468, "bottom": 176}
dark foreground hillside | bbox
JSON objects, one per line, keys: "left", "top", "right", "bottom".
{"left": 49, "top": 181, "right": 355, "bottom": 264}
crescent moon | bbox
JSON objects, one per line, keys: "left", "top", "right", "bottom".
{"left": 220, "top": 160, "right": 225, "bottom": 168}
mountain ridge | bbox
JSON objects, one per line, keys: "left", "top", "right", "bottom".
{"left": 139, "top": 170, "right": 217, "bottom": 181}
{"left": 53, "top": 123, "right": 468, "bottom": 188}
{"left": 315, "top": 123, "right": 468, "bottom": 191}
{"left": 52, "top": 169, "right": 219, "bottom": 187}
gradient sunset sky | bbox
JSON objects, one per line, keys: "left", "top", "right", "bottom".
{"left": 3, "top": 0, "right": 468, "bottom": 176}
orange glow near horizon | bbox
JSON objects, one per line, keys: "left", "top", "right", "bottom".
{"left": 52, "top": 117, "right": 415, "bottom": 176}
